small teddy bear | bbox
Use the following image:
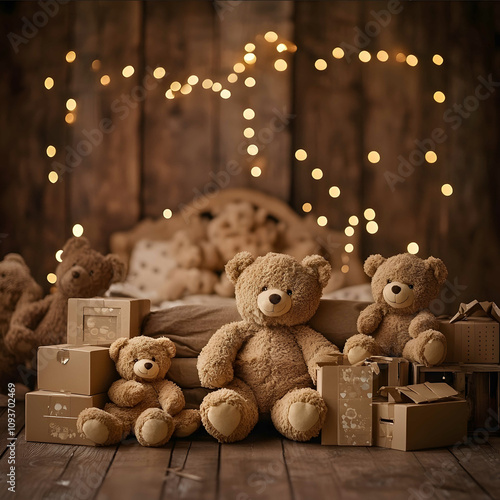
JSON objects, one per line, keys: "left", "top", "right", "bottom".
{"left": 77, "top": 336, "right": 201, "bottom": 447}
{"left": 5, "top": 237, "right": 125, "bottom": 362}
{"left": 343, "top": 253, "right": 448, "bottom": 367}
{"left": 0, "top": 254, "right": 43, "bottom": 389}
{"left": 197, "top": 252, "right": 340, "bottom": 443}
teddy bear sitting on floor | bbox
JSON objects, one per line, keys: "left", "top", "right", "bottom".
{"left": 197, "top": 252, "right": 340, "bottom": 443}
{"left": 77, "top": 336, "right": 201, "bottom": 447}
{"left": 343, "top": 253, "right": 448, "bottom": 367}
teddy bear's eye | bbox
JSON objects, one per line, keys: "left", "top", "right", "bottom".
{"left": 88, "top": 270, "right": 94, "bottom": 277}
{"left": 287, "top": 290, "right": 292, "bottom": 296}
{"left": 1, "top": 273, "right": 5, "bottom": 278}
{"left": 408, "top": 284, "right": 414, "bottom": 289}
{"left": 133, "top": 358, "right": 138, "bottom": 363}
{"left": 151, "top": 357, "right": 156, "bottom": 362}
{"left": 262, "top": 286, "right": 268, "bottom": 291}
{"left": 387, "top": 279, "right": 392, "bottom": 284}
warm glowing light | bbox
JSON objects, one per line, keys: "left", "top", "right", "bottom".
{"left": 163, "top": 209, "right": 173, "bottom": 219}
{"left": 72, "top": 224, "right": 84, "bottom": 237}
{"left": 366, "top": 221, "right": 379, "bottom": 234}
{"left": 315, "top": 59, "right": 327, "bottom": 71}
{"left": 425, "top": 151, "right": 437, "bottom": 163}
{"left": 329, "top": 186, "right": 341, "bottom": 198}
{"left": 244, "top": 127, "right": 255, "bottom": 138}
{"left": 407, "top": 242, "right": 419, "bottom": 254}
{"left": 345, "top": 226, "right": 354, "bottom": 237}
{"left": 349, "top": 215, "right": 359, "bottom": 226}
{"left": 317, "top": 216, "right": 328, "bottom": 227}
{"left": 377, "top": 50, "right": 389, "bottom": 62}
{"left": 48, "top": 171, "right": 59, "bottom": 183}
{"left": 359, "top": 51, "right": 371, "bottom": 62}
{"left": 44, "top": 77, "right": 54, "bottom": 90}
{"left": 251, "top": 166, "right": 262, "bottom": 177}
{"left": 186, "top": 75, "right": 198, "bottom": 86}
{"left": 165, "top": 89, "right": 175, "bottom": 99}
{"left": 212, "top": 82, "right": 222, "bottom": 92}
{"left": 244, "top": 53, "right": 257, "bottom": 64}
{"left": 220, "top": 89, "right": 231, "bottom": 99}
{"left": 47, "top": 273, "right": 57, "bottom": 284}
{"left": 245, "top": 77, "right": 256, "bottom": 87}
{"left": 243, "top": 108, "right": 255, "bottom": 120}
{"left": 396, "top": 52, "right": 406, "bottom": 63}
{"left": 264, "top": 31, "right": 278, "bottom": 43}
{"left": 341, "top": 265, "right": 350, "bottom": 273}
{"left": 228, "top": 73, "right": 238, "bottom": 83}
{"left": 153, "top": 67, "right": 166, "bottom": 79}
{"left": 302, "top": 203, "right": 312, "bottom": 213}
{"left": 122, "top": 65, "right": 135, "bottom": 78}
{"left": 433, "top": 54, "right": 444, "bottom": 66}
{"left": 66, "top": 98, "right": 77, "bottom": 111}
{"left": 364, "top": 208, "right": 376, "bottom": 220}
{"left": 100, "top": 75, "right": 111, "bottom": 86}
{"left": 274, "top": 59, "right": 287, "bottom": 71}
{"left": 441, "top": 184, "right": 453, "bottom": 196}
{"left": 295, "top": 149, "right": 307, "bottom": 161}
{"left": 91, "top": 59, "right": 101, "bottom": 71}
{"left": 201, "top": 79, "right": 213, "bottom": 89}
{"left": 46, "top": 145, "right": 56, "bottom": 158}
{"left": 406, "top": 54, "right": 418, "bottom": 66}
{"left": 65, "top": 113, "right": 75, "bottom": 124}
{"left": 66, "top": 51, "right": 76, "bottom": 63}
{"left": 233, "top": 63, "right": 245, "bottom": 73}
{"left": 277, "top": 43, "right": 287, "bottom": 53}
{"left": 433, "top": 91, "right": 446, "bottom": 103}
{"left": 170, "top": 81, "right": 181, "bottom": 91}
{"left": 55, "top": 250, "right": 63, "bottom": 262}
{"left": 345, "top": 243, "right": 354, "bottom": 253}
{"left": 247, "top": 144, "right": 259, "bottom": 156}
{"left": 311, "top": 168, "right": 323, "bottom": 180}
{"left": 368, "top": 151, "right": 380, "bottom": 163}
{"left": 180, "top": 84, "right": 192, "bottom": 95}
{"left": 332, "top": 47, "right": 344, "bottom": 59}
{"left": 245, "top": 43, "right": 256, "bottom": 52}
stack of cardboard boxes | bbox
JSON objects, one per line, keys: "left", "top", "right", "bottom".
{"left": 25, "top": 298, "right": 150, "bottom": 445}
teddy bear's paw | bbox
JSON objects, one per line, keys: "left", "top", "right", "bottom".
{"left": 81, "top": 419, "right": 109, "bottom": 445}
{"left": 423, "top": 339, "right": 446, "bottom": 367}
{"left": 347, "top": 346, "right": 373, "bottom": 365}
{"left": 135, "top": 408, "right": 174, "bottom": 447}
{"left": 207, "top": 403, "right": 241, "bottom": 437}
{"left": 77, "top": 408, "right": 122, "bottom": 446}
{"left": 288, "top": 402, "right": 319, "bottom": 432}
{"left": 173, "top": 409, "right": 202, "bottom": 438}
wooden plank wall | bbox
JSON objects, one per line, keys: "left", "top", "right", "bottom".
{"left": 0, "top": 1, "right": 499, "bottom": 310}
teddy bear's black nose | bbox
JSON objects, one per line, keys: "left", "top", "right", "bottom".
{"left": 269, "top": 294, "right": 281, "bottom": 304}
{"left": 392, "top": 285, "right": 401, "bottom": 294}
{"left": 72, "top": 271, "right": 80, "bottom": 279}
{"left": 144, "top": 362, "right": 153, "bottom": 370}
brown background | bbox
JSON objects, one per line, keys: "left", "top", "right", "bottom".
{"left": 0, "top": 1, "right": 499, "bottom": 310}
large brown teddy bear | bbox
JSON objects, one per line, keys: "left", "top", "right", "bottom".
{"left": 0, "top": 254, "right": 43, "bottom": 389}
{"left": 5, "top": 237, "right": 125, "bottom": 363}
{"left": 343, "top": 253, "right": 448, "bottom": 367}
{"left": 197, "top": 252, "right": 340, "bottom": 443}
{"left": 77, "top": 336, "right": 201, "bottom": 447}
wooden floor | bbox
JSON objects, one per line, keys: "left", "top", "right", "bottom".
{"left": 1, "top": 404, "right": 500, "bottom": 500}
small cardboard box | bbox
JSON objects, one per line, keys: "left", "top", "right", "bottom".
{"left": 317, "top": 356, "right": 373, "bottom": 446}
{"left": 38, "top": 344, "right": 118, "bottom": 395}
{"left": 25, "top": 390, "right": 108, "bottom": 446}
{"left": 373, "top": 382, "right": 468, "bottom": 451}
{"left": 67, "top": 297, "right": 150, "bottom": 345}
{"left": 370, "top": 356, "right": 410, "bottom": 395}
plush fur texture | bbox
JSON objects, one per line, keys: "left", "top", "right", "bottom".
{"left": 77, "top": 336, "right": 201, "bottom": 447}
{"left": 5, "top": 237, "right": 125, "bottom": 363}
{"left": 197, "top": 252, "right": 339, "bottom": 443}
{"left": 343, "top": 253, "right": 448, "bottom": 367}
{"left": 0, "top": 254, "right": 43, "bottom": 389}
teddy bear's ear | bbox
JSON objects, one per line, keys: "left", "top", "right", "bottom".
{"left": 302, "top": 255, "right": 332, "bottom": 289}
{"left": 426, "top": 257, "right": 448, "bottom": 286}
{"left": 105, "top": 254, "right": 126, "bottom": 283}
{"left": 364, "top": 254, "right": 386, "bottom": 278}
{"left": 156, "top": 337, "right": 176, "bottom": 357}
{"left": 62, "top": 236, "right": 90, "bottom": 256}
{"left": 4, "top": 254, "right": 27, "bottom": 267}
{"left": 109, "top": 337, "right": 128, "bottom": 362}
{"left": 225, "top": 252, "right": 255, "bottom": 284}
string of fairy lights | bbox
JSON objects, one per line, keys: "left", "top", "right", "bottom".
{"left": 42, "top": 30, "right": 452, "bottom": 284}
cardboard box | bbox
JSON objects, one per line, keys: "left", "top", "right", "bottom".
{"left": 38, "top": 344, "right": 118, "bottom": 395}
{"left": 67, "top": 297, "right": 150, "bottom": 345}
{"left": 25, "top": 390, "right": 108, "bottom": 446}
{"left": 369, "top": 356, "right": 410, "bottom": 395}
{"left": 373, "top": 382, "right": 468, "bottom": 450}
{"left": 317, "top": 357, "right": 373, "bottom": 446}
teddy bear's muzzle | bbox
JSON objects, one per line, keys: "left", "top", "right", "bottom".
{"left": 383, "top": 281, "right": 414, "bottom": 309}
{"left": 134, "top": 359, "right": 160, "bottom": 380}
{"left": 257, "top": 289, "right": 292, "bottom": 317}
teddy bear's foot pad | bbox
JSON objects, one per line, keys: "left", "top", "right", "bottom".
{"left": 288, "top": 402, "right": 319, "bottom": 432}
{"left": 141, "top": 419, "right": 171, "bottom": 445}
{"left": 423, "top": 339, "right": 446, "bottom": 366}
{"left": 208, "top": 403, "right": 241, "bottom": 437}
{"left": 82, "top": 419, "right": 109, "bottom": 445}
